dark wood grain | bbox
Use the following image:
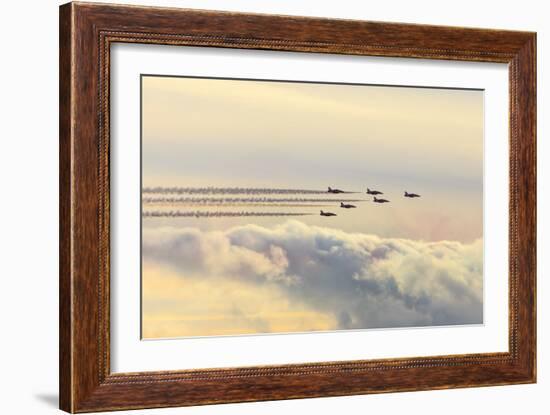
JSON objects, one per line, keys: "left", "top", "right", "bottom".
{"left": 59, "top": 2, "right": 536, "bottom": 412}
{"left": 59, "top": 3, "right": 73, "bottom": 411}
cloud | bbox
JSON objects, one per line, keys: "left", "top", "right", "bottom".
{"left": 141, "top": 263, "right": 337, "bottom": 338}
{"left": 143, "top": 220, "right": 483, "bottom": 333}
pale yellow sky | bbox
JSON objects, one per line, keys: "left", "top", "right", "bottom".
{"left": 142, "top": 75, "right": 483, "bottom": 242}
{"left": 142, "top": 76, "right": 483, "bottom": 194}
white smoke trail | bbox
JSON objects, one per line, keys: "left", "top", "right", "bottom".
{"left": 145, "top": 203, "right": 332, "bottom": 207}
{"left": 142, "top": 187, "right": 357, "bottom": 195}
{"left": 142, "top": 196, "right": 365, "bottom": 205}
{"left": 143, "top": 210, "right": 315, "bottom": 218}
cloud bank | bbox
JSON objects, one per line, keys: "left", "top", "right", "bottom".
{"left": 143, "top": 221, "right": 483, "bottom": 333}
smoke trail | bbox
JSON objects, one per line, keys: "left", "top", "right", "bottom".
{"left": 142, "top": 187, "right": 357, "bottom": 195}
{"left": 145, "top": 203, "right": 332, "bottom": 208}
{"left": 143, "top": 211, "right": 315, "bottom": 218}
{"left": 142, "top": 196, "right": 366, "bottom": 204}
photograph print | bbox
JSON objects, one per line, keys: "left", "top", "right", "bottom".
{"left": 141, "top": 75, "right": 483, "bottom": 339}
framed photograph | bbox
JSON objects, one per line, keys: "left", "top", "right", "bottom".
{"left": 59, "top": 2, "right": 536, "bottom": 412}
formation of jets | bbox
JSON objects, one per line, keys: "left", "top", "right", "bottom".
{"left": 320, "top": 186, "right": 421, "bottom": 216}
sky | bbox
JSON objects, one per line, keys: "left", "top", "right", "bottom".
{"left": 141, "top": 75, "right": 484, "bottom": 339}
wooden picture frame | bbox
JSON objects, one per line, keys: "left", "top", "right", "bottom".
{"left": 59, "top": 2, "right": 536, "bottom": 412}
